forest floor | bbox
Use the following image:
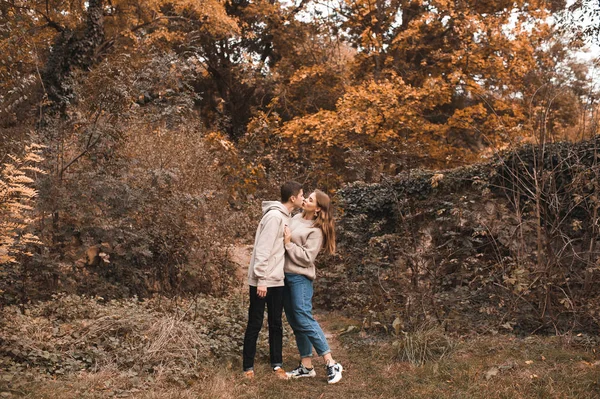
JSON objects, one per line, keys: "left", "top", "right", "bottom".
{"left": 4, "top": 313, "right": 600, "bottom": 399}
{"left": 2, "top": 245, "right": 600, "bottom": 398}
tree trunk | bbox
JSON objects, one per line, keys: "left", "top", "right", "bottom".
{"left": 41, "top": 0, "right": 105, "bottom": 116}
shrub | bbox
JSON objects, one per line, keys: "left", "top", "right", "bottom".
{"left": 0, "top": 294, "right": 248, "bottom": 380}
{"left": 328, "top": 137, "right": 600, "bottom": 334}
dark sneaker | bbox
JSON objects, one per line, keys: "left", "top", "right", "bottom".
{"left": 326, "top": 362, "right": 343, "bottom": 384}
{"left": 286, "top": 363, "right": 317, "bottom": 379}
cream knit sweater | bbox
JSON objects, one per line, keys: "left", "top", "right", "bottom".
{"left": 284, "top": 213, "right": 323, "bottom": 280}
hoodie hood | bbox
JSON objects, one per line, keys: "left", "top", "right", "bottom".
{"left": 261, "top": 201, "right": 290, "bottom": 217}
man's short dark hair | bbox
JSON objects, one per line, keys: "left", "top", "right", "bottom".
{"left": 281, "top": 181, "right": 303, "bottom": 203}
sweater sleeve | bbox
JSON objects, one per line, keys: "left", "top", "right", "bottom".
{"left": 253, "top": 212, "right": 282, "bottom": 285}
{"left": 284, "top": 229, "right": 322, "bottom": 268}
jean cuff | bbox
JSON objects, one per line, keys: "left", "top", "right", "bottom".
{"left": 300, "top": 354, "right": 314, "bottom": 359}
{"left": 316, "top": 349, "right": 331, "bottom": 357}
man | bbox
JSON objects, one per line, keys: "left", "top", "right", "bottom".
{"left": 242, "top": 181, "right": 304, "bottom": 379}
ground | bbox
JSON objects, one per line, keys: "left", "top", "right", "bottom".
{"left": 1, "top": 244, "right": 600, "bottom": 398}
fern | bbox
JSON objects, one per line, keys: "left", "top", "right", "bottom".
{"left": 0, "top": 143, "right": 46, "bottom": 266}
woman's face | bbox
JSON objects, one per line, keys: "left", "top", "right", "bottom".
{"left": 302, "top": 192, "right": 321, "bottom": 214}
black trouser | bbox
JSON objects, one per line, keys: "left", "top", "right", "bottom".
{"left": 242, "top": 285, "right": 284, "bottom": 371}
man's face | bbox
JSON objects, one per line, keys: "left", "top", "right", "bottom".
{"left": 291, "top": 189, "right": 305, "bottom": 209}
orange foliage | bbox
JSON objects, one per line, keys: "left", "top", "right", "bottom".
{"left": 254, "top": 0, "right": 596, "bottom": 185}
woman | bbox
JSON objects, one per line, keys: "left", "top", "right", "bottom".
{"left": 282, "top": 190, "right": 343, "bottom": 384}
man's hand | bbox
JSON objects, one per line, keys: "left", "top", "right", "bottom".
{"left": 257, "top": 286, "right": 267, "bottom": 298}
{"left": 284, "top": 225, "right": 291, "bottom": 245}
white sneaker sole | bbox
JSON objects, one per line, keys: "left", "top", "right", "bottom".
{"left": 327, "top": 364, "right": 343, "bottom": 384}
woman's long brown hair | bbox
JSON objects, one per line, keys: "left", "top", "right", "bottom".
{"left": 311, "top": 190, "right": 336, "bottom": 255}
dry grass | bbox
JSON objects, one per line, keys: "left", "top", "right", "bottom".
{"left": 392, "top": 319, "right": 455, "bottom": 365}
{"left": 1, "top": 305, "right": 599, "bottom": 399}
{"left": 0, "top": 294, "right": 247, "bottom": 381}
{"left": 5, "top": 332, "right": 599, "bottom": 399}
{"left": 143, "top": 316, "right": 210, "bottom": 371}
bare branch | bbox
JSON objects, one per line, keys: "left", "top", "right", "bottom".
{"left": 1, "top": 0, "right": 66, "bottom": 32}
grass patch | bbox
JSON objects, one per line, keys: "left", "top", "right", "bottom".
{"left": 1, "top": 301, "right": 599, "bottom": 398}
{"left": 0, "top": 293, "right": 248, "bottom": 382}
{"left": 391, "top": 320, "right": 455, "bottom": 365}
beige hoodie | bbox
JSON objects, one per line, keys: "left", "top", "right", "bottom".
{"left": 247, "top": 201, "right": 290, "bottom": 287}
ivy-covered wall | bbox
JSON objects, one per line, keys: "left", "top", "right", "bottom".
{"left": 320, "top": 137, "right": 600, "bottom": 335}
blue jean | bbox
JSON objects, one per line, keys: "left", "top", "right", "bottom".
{"left": 283, "top": 273, "right": 331, "bottom": 358}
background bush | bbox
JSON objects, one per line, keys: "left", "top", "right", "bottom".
{"left": 321, "top": 137, "right": 600, "bottom": 335}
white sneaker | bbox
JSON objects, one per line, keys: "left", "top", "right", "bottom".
{"left": 326, "top": 362, "right": 343, "bottom": 384}
{"left": 286, "top": 363, "right": 316, "bottom": 379}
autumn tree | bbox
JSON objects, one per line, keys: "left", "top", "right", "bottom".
{"left": 0, "top": 0, "right": 248, "bottom": 300}
{"left": 246, "top": 0, "right": 598, "bottom": 186}
{"left": 265, "top": 4, "right": 354, "bottom": 120}
{"left": 556, "top": 0, "right": 600, "bottom": 43}
{"left": 0, "top": 0, "right": 597, "bottom": 301}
